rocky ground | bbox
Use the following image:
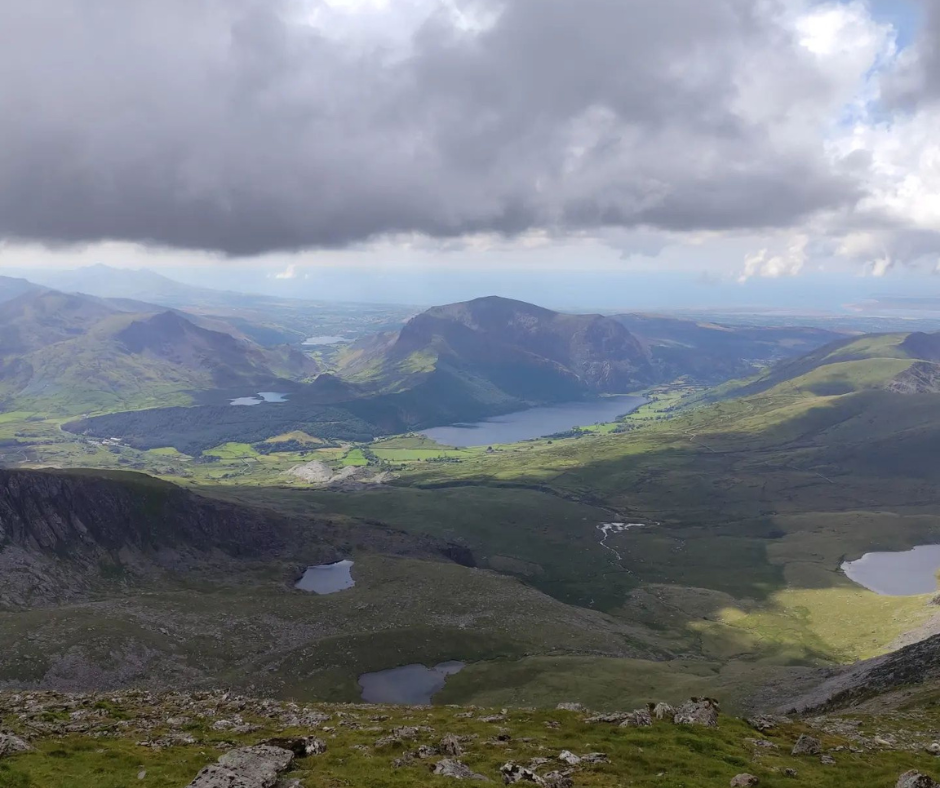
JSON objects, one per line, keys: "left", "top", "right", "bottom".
{"left": 2, "top": 690, "right": 940, "bottom": 787}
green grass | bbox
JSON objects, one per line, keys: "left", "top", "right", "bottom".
{"left": 342, "top": 448, "right": 369, "bottom": 466}
{"left": 3, "top": 693, "right": 940, "bottom": 788}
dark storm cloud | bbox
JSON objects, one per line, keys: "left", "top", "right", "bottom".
{"left": 0, "top": 0, "right": 860, "bottom": 255}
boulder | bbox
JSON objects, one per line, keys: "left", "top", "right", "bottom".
{"left": 501, "top": 763, "right": 542, "bottom": 784}
{"left": 187, "top": 744, "right": 295, "bottom": 788}
{"left": 730, "top": 775, "right": 759, "bottom": 787}
{"left": 619, "top": 708, "right": 653, "bottom": 728}
{"left": 433, "top": 759, "right": 490, "bottom": 781}
{"left": 440, "top": 734, "right": 464, "bottom": 757}
{"left": 651, "top": 703, "right": 674, "bottom": 721}
{"left": 0, "top": 734, "right": 32, "bottom": 758}
{"left": 790, "top": 735, "right": 821, "bottom": 756}
{"left": 897, "top": 771, "right": 940, "bottom": 788}
{"left": 541, "top": 772, "right": 573, "bottom": 788}
{"left": 557, "top": 751, "right": 581, "bottom": 766}
{"left": 673, "top": 699, "right": 719, "bottom": 727}
{"left": 745, "top": 716, "right": 783, "bottom": 733}
{"left": 555, "top": 703, "right": 584, "bottom": 712}
{"left": 585, "top": 713, "right": 631, "bottom": 724}
{"left": 263, "top": 737, "right": 326, "bottom": 757}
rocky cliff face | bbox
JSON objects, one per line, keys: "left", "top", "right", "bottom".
{"left": 782, "top": 631, "right": 940, "bottom": 714}
{"left": 0, "top": 469, "right": 472, "bottom": 607}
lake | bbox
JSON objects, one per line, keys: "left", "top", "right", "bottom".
{"left": 303, "top": 335, "right": 347, "bottom": 346}
{"left": 420, "top": 395, "right": 646, "bottom": 447}
{"left": 358, "top": 661, "right": 465, "bottom": 705}
{"left": 842, "top": 545, "right": 940, "bottom": 596}
{"left": 295, "top": 560, "right": 355, "bottom": 594}
{"left": 230, "top": 392, "right": 288, "bottom": 406}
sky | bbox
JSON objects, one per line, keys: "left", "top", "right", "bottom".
{"left": 2, "top": 0, "right": 940, "bottom": 309}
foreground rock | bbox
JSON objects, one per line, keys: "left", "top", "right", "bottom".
{"left": 791, "top": 734, "right": 821, "bottom": 756}
{"left": 433, "top": 759, "right": 490, "bottom": 781}
{"left": 673, "top": 699, "right": 719, "bottom": 727}
{"left": 187, "top": 744, "right": 295, "bottom": 788}
{"left": 730, "top": 775, "right": 759, "bottom": 787}
{"left": 897, "top": 771, "right": 940, "bottom": 788}
{"left": 0, "top": 733, "right": 32, "bottom": 758}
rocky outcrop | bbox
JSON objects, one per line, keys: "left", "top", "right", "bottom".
{"left": 783, "top": 632, "right": 940, "bottom": 713}
{"left": 791, "top": 735, "right": 821, "bottom": 756}
{"left": 898, "top": 771, "right": 940, "bottom": 788}
{"left": 433, "top": 758, "right": 489, "bottom": 781}
{"left": 0, "top": 733, "right": 32, "bottom": 757}
{"left": 673, "top": 699, "right": 719, "bottom": 727}
{"left": 187, "top": 744, "right": 295, "bottom": 787}
{"left": 0, "top": 468, "right": 476, "bottom": 605}
{"left": 886, "top": 361, "right": 940, "bottom": 394}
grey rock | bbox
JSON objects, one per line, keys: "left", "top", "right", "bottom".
{"left": 745, "top": 715, "right": 783, "bottom": 732}
{"left": 263, "top": 737, "right": 325, "bottom": 757}
{"left": 0, "top": 733, "right": 33, "bottom": 758}
{"left": 541, "top": 772, "right": 573, "bottom": 788}
{"left": 440, "top": 734, "right": 464, "bottom": 757}
{"left": 619, "top": 708, "right": 652, "bottom": 728}
{"left": 557, "top": 751, "right": 580, "bottom": 766}
{"left": 500, "top": 763, "right": 541, "bottom": 784}
{"left": 820, "top": 754, "right": 836, "bottom": 765}
{"left": 783, "top": 769, "right": 798, "bottom": 778}
{"left": 791, "top": 734, "right": 821, "bottom": 756}
{"left": 730, "top": 775, "right": 759, "bottom": 787}
{"left": 555, "top": 703, "right": 584, "bottom": 712}
{"left": 433, "top": 759, "right": 490, "bottom": 781}
{"left": 417, "top": 745, "right": 440, "bottom": 759}
{"left": 673, "top": 699, "right": 719, "bottom": 727}
{"left": 585, "top": 712, "right": 631, "bottom": 724}
{"left": 187, "top": 744, "right": 295, "bottom": 788}
{"left": 897, "top": 771, "right": 940, "bottom": 788}
{"left": 651, "top": 702, "right": 674, "bottom": 721}
{"left": 581, "top": 753, "right": 610, "bottom": 764}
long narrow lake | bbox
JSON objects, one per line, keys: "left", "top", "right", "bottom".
{"left": 420, "top": 395, "right": 645, "bottom": 447}
{"left": 842, "top": 545, "right": 940, "bottom": 596}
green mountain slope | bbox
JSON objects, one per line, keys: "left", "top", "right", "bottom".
{"left": 339, "top": 296, "right": 654, "bottom": 406}
{"left": 0, "top": 290, "right": 318, "bottom": 413}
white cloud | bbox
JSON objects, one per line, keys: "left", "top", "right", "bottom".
{"left": 273, "top": 263, "right": 298, "bottom": 279}
{"left": 738, "top": 235, "right": 809, "bottom": 282}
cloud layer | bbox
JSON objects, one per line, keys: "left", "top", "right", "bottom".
{"left": 0, "top": 0, "right": 894, "bottom": 258}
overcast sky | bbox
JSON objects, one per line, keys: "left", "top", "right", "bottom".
{"left": 2, "top": 0, "right": 940, "bottom": 306}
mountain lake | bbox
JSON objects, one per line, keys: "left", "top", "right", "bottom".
{"left": 420, "top": 395, "right": 646, "bottom": 447}
{"left": 295, "top": 560, "right": 355, "bottom": 594}
{"left": 230, "top": 392, "right": 289, "bottom": 406}
{"left": 358, "top": 661, "right": 466, "bottom": 704}
{"left": 842, "top": 545, "right": 940, "bottom": 596}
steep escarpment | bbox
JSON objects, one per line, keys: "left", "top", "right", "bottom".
{"left": 0, "top": 469, "right": 472, "bottom": 606}
{"left": 784, "top": 631, "right": 940, "bottom": 714}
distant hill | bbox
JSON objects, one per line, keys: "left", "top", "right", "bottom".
{"left": 614, "top": 313, "right": 845, "bottom": 383}
{"left": 0, "top": 275, "right": 44, "bottom": 304}
{"left": 22, "top": 264, "right": 243, "bottom": 308}
{"left": 339, "top": 296, "right": 654, "bottom": 409}
{"left": 0, "top": 289, "right": 318, "bottom": 413}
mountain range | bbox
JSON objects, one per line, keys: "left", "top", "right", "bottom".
{"left": 0, "top": 287, "right": 318, "bottom": 413}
